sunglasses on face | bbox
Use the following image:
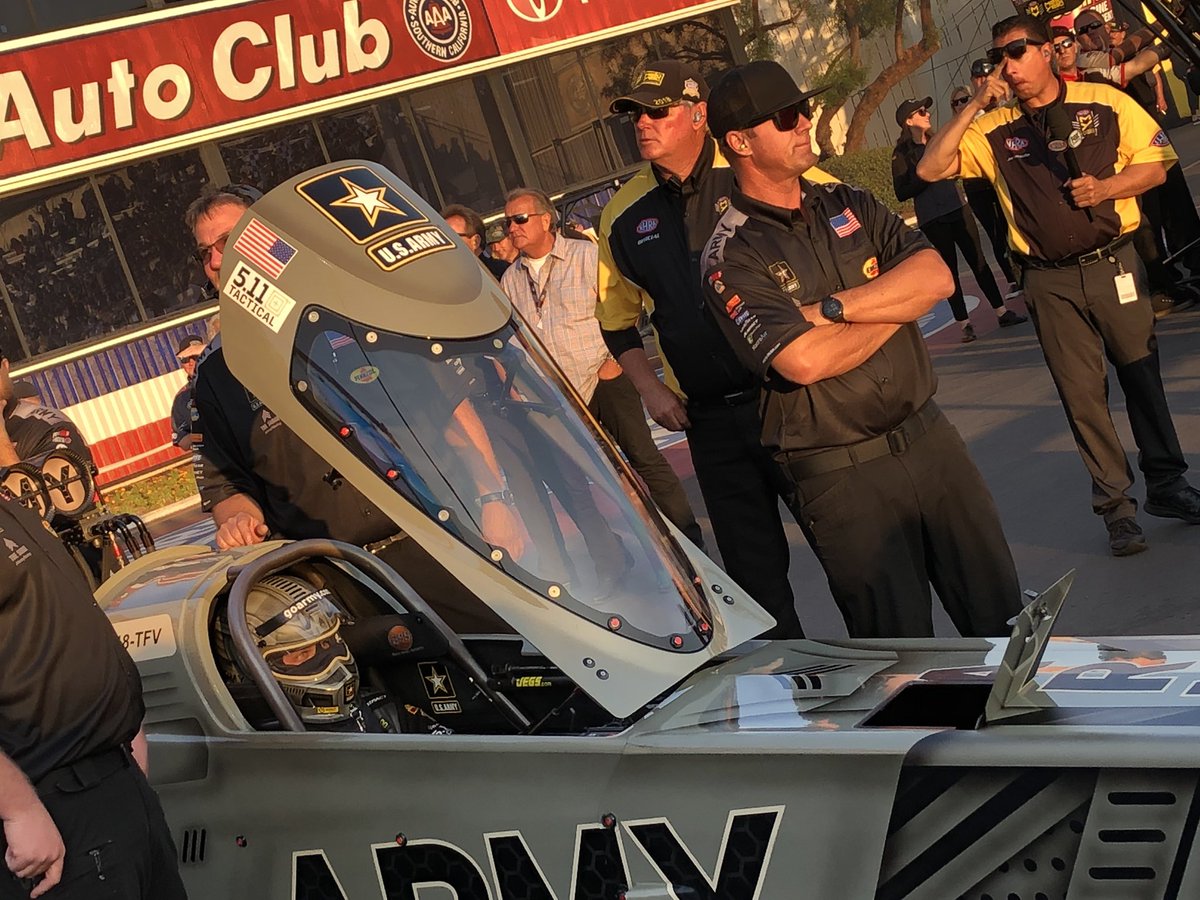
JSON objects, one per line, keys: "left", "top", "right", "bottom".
{"left": 1076, "top": 20, "right": 1107, "bottom": 35}
{"left": 986, "top": 38, "right": 1047, "bottom": 65}
{"left": 178, "top": 355, "right": 199, "bottom": 364}
{"left": 193, "top": 232, "right": 231, "bottom": 266}
{"left": 749, "top": 99, "right": 813, "bottom": 133}
{"left": 616, "top": 102, "right": 678, "bottom": 121}
{"left": 504, "top": 212, "right": 543, "bottom": 228}
{"left": 1053, "top": 38, "right": 1075, "bottom": 52}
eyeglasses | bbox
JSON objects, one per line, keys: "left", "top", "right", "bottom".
{"left": 504, "top": 212, "right": 544, "bottom": 228}
{"left": 193, "top": 232, "right": 231, "bottom": 266}
{"left": 177, "top": 355, "right": 199, "bottom": 364}
{"left": 615, "top": 102, "right": 678, "bottom": 121}
{"left": 748, "top": 99, "right": 813, "bottom": 133}
{"left": 1076, "top": 20, "right": 1107, "bottom": 35}
{"left": 986, "top": 38, "right": 1047, "bottom": 65}
{"left": 1052, "top": 38, "right": 1075, "bottom": 52}
{"left": 950, "top": 96, "right": 970, "bottom": 108}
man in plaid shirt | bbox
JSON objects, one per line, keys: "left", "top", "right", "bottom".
{"left": 499, "top": 187, "right": 703, "bottom": 547}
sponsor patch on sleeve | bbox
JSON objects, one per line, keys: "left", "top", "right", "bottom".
{"left": 1151, "top": 129, "right": 1171, "bottom": 148}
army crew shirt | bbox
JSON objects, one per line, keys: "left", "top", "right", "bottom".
{"left": 701, "top": 179, "right": 935, "bottom": 455}
{"left": 957, "top": 79, "right": 1177, "bottom": 262}
{"left": 0, "top": 499, "right": 143, "bottom": 783}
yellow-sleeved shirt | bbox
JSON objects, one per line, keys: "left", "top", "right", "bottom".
{"left": 958, "top": 79, "right": 1177, "bottom": 261}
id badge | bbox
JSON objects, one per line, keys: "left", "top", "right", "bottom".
{"left": 1115, "top": 271, "right": 1138, "bottom": 304}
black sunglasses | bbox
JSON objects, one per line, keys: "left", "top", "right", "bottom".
{"left": 950, "top": 96, "right": 970, "bottom": 108}
{"left": 986, "top": 38, "right": 1047, "bottom": 65}
{"left": 504, "top": 212, "right": 545, "bottom": 227}
{"left": 1052, "top": 37, "right": 1075, "bottom": 51}
{"left": 1077, "top": 20, "right": 1107, "bottom": 35}
{"left": 748, "top": 99, "right": 813, "bottom": 133}
{"left": 615, "top": 102, "right": 678, "bottom": 121}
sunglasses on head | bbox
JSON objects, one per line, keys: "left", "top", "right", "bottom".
{"left": 193, "top": 232, "right": 231, "bottom": 266}
{"left": 950, "top": 96, "right": 970, "bottom": 108}
{"left": 748, "top": 98, "right": 813, "bottom": 132}
{"left": 1076, "top": 20, "right": 1107, "bottom": 35}
{"left": 616, "top": 102, "right": 678, "bottom": 121}
{"left": 986, "top": 38, "right": 1047, "bottom": 65}
{"left": 504, "top": 212, "right": 543, "bottom": 227}
{"left": 1052, "top": 37, "right": 1075, "bottom": 51}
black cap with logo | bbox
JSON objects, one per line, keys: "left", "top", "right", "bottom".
{"left": 894, "top": 96, "right": 934, "bottom": 127}
{"left": 706, "top": 60, "right": 825, "bottom": 139}
{"left": 610, "top": 59, "right": 709, "bottom": 114}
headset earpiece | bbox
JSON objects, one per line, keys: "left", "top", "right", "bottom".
{"left": 693, "top": 110, "right": 703, "bottom": 124}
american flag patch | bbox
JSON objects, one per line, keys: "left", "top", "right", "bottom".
{"left": 829, "top": 208, "right": 861, "bottom": 238}
{"left": 234, "top": 219, "right": 296, "bottom": 278}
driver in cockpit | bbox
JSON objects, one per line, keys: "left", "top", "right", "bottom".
{"left": 215, "top": 574, "right": 448, "bottom": 734}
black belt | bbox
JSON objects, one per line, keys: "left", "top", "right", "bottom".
{"left": 1019, "top": 234, "right": 1132, "bottom": 270}
{"left": 781, "top": 401, "right": 942, "bottom": 481}
{"left": 687, "top": 387, "right": 758, "bottom": 409}
{"left": 34, "top": 744, "right": 132, "bottom": 796}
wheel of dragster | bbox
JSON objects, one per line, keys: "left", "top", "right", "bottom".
{"left": 225, "top": 539, "right": 531, "bottom": 733}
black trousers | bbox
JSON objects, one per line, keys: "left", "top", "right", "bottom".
{"left": 0, "top": 757, "right": 187, "bottom": 900}
{"left": 780, "top": 411, "right": 1022, "bottom": 639}
{"left": 589, "top": 372, "right": 702, "bottom": 547}
{"left": 964, "top": 185, "right": 1017, "bottom": 285}
{"left": 685, "top": 398, "right": 804, "bottom": 638}
{"left": 1145, "top": 161, "right": 1200, "bottom": 271}
{"left": 921, "top": 208, "right": 1008, "bottom": 321}
{"left": 1022, "top": 242, "right": 1189, "bottom": 523}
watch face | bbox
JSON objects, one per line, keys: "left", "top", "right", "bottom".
{"left": 821, "top": 297, "right": 843, "bottom": 321}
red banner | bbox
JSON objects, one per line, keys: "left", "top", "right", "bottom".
{"left": 0, "top": 0, "right": 731, "bottom": 192}
{"left": 0, "top": 0, "right": 498, "bottom": 184}
{"left": 481, "top": 0, "right": 720, "bottom": 54}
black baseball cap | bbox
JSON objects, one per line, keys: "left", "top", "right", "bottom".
{"left": 706, "top": 60, "right": 826, "bottom": 139}
{"left": 177, "top": 335, "right": 204, "bottom": 360}
{"left": 895, "top": 96, "right": 934, "bottom": 127}
{"left": 11, "top": 380, "right": 38, "bottom": 400}
{"left": 610, "top": 60, "right": 709, "bottom": 114}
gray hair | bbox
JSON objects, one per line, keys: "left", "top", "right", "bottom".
{"left": 504, "top": 187, "right": 557, "bottom": 228}
{"left": 184, "top": 183, "right": 262, "bottom": 232}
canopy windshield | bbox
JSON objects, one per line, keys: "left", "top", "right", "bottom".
{"left": 290, "top": 307, "right": 713, "bottom": 651}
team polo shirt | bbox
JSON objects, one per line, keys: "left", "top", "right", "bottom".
{"left": 597, "top": 138, "right": 838, "bottom": 404}
{"left": 4, "top": 402, "right": 91, "bottom": 463}
{"left": 700, "top": 179, "right": 935, "bottom": 455}
{"left": 0, "top": 499, "right": 143, "bottom": 782}
{"left": 958, "top": 79, "right": 1177, "bottom": 262}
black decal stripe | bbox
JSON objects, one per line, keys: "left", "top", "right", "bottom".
{"left": 876, "top": 769, "right": 1058, "bottom": 900}
{"left": 294, "top": 853, "right": 348, "bottom": 900}
{"left": 886, "top": 768, "right": 968, "bottom": 836}
{"left": 1163, "top": 774, "right": 1200, "bottom": 899}
{"left": 488, "top": 835, "right": 554, "bottom": 900}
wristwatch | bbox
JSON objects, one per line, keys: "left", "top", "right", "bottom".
{"left": 820, "top": 295, "right": 845, "bottom": 323}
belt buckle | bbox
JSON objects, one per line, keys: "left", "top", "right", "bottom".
{"left": 886, "top": 427, "right": 909, "bottom": 455}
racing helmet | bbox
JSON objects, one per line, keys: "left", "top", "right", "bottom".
{"left": 243, "top": 574, "right": 360, "bottom": 725}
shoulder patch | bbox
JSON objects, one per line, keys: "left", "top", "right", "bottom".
{"left": 1151, "top": 130, "right": 1171, "bottom": 148}
{"left": 701, "top": 207, "right": 749, "bottom": 272}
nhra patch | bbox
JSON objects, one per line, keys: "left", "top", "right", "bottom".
{"left": 225, "top": 261, "right": 296, "bottom": 333}
{"left": 296, "top": 165, "right": 428, "bottom": 244}
{"left": 1151, "top": 129, "right": 1171, "bottom": 148}
{"left": 404, "top": 0, "right": 472, "bottom": 62}
{"left": 1073, "top": 109, "right": 1100, "bottom": 139}
{"left": 367, "top": 225, "right": 454, "bottom": 271}
{"left": 636, "top": 217, "right": 659, "bottom": 235}
{"left": 1005, "top": 136, "right": 1029, "bottom": 153}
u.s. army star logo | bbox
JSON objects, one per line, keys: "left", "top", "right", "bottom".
{"left": 768, "top": 260, "right": 800, "bottom": 293}
{"left": 331, "top": 178, "right": 406, "bottom": 227}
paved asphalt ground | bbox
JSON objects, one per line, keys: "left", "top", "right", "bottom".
{"left": 153, "top": 122, "right": 1200, "bottom": 641}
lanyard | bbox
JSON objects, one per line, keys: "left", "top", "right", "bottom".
{"left": 523, "top": 255, "right": 556, "bottom": 316}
